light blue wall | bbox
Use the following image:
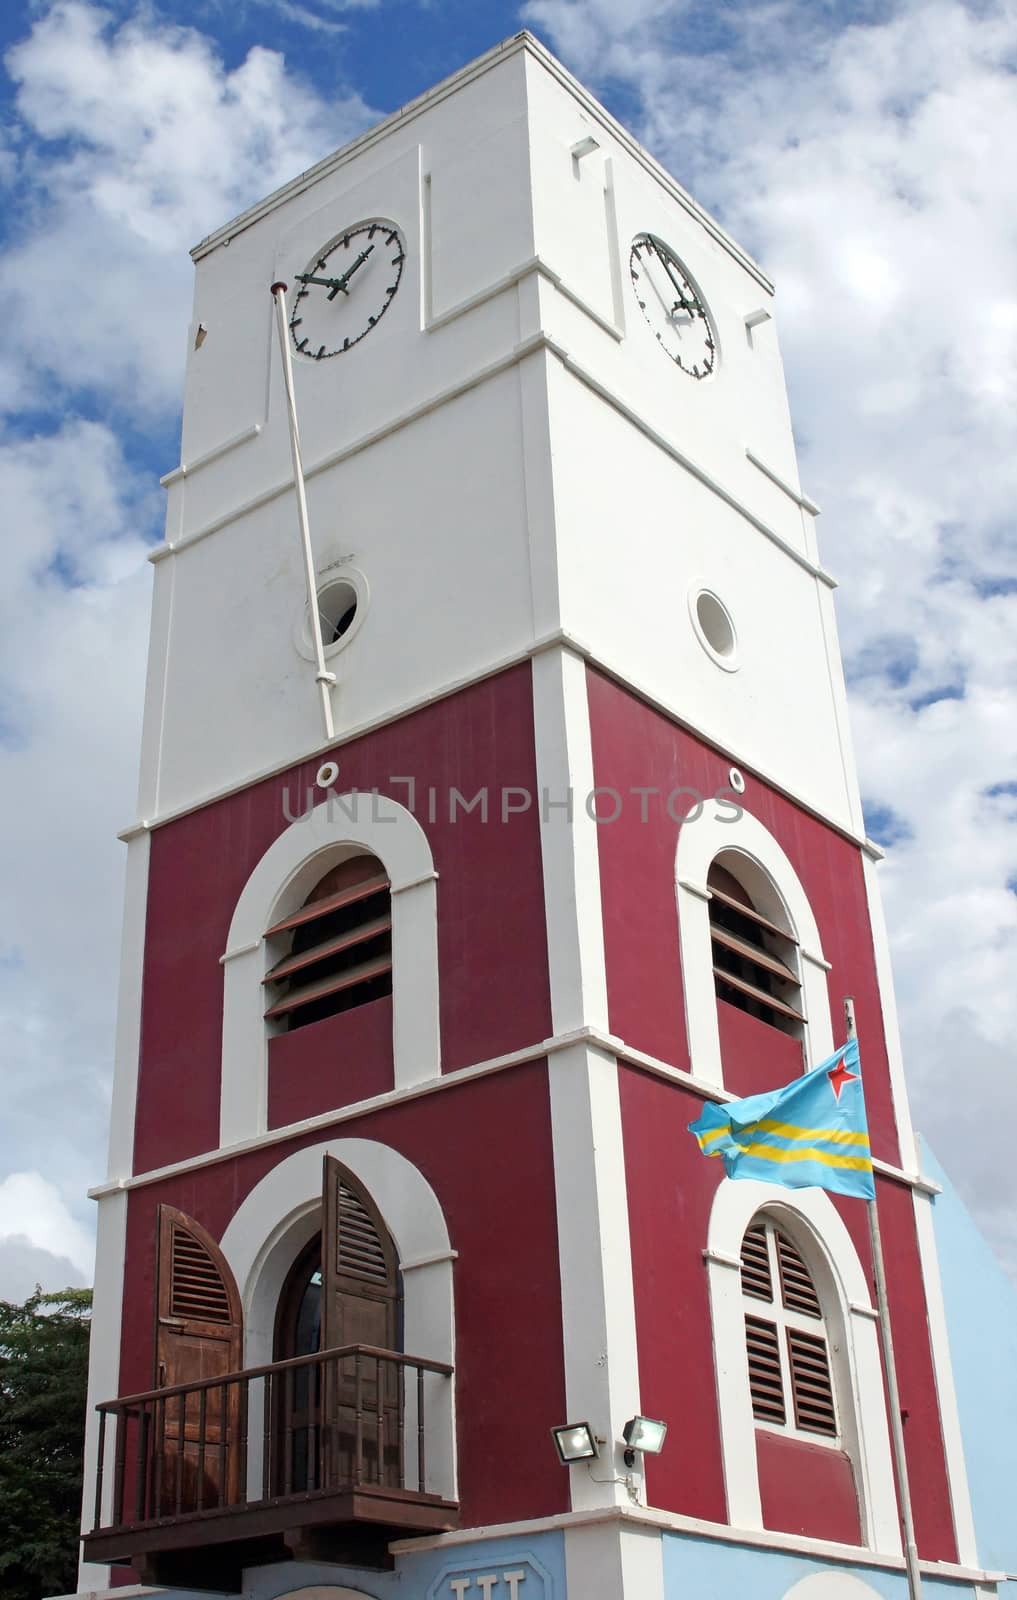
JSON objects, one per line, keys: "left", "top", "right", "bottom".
{"left": 661, "top": 1532, "right": 989, "bottom": 1599}
{"left": 923, "top": 1141, "right": 1017, "bottom": 1578}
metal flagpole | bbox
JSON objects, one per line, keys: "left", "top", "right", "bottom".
{"left": 270, "top": 281, "right": 336, "bottom": 744}
{"left": 843, "top": 996, "right": 922, "bottom": 1599}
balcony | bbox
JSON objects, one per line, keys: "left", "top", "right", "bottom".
{"left": 83, "top": 1344, "right": 458, "bottom": 1590}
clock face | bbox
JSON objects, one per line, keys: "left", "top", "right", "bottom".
{"left": 629, "top": 233, "right": 716, "bottom": 379}
{"left": 290, "top": 218, "right": 405, "bottom": 360}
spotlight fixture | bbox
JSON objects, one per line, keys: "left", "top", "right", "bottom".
{"left": 621, "top": 1415, "right": 668, "bottom": 1467}
{"left": 551, "top": 1421, "right": 599, "bottom": 1464}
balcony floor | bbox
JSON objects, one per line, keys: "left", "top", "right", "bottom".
{"left": 83, "top": 1483, "right": 459, "bottom": 1590}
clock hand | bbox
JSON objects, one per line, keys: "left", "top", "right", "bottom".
{"left": 326, "top": 245, "right": 375, "bottom": 301}
{"left": 644, "top": 257, "right": 682, "bottom": 325}
{"left": 295, "top": 273, "right": 339, "bottom": 289}
{"left": 650, "top": 241, "right": 700, "bottom": 315}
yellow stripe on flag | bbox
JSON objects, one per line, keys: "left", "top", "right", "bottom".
{"left": 699, "top": 1123, "right": 731, "bottom": 1146}
{"left": 740, "top": 1142, "right": 873, "bottom": 1173}
{"left": 755, "top": 1118, "right": 870, "bottom": 1149}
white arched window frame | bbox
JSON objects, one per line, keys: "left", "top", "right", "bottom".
{"left": 220, "top": 793, "right": 440, "bottom": 1148}
{"left": 706, "top": 1179, "right": 900, "bottom": 1555}
{"left": 219, "top": 1135, "right": 457, "bottom": 1501}
{"left": 741, "top": 1216, "right": 841, "bottom": 1443}
{"left": 675, "top": 803, "right": 834, "bottom": 1090}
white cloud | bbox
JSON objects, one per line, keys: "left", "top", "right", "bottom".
{"left": 2, "top": 1, "right": 378, "bottom": 415}
{"left": 0, "top": 1236, "right": 88, "bottom": 1304}
{"left": 524, "top": 0, "right": 1017, "bottom": 1269}
{"left": 0, "top": 1171, "right": 95, "bottom": 1281}
{"left": 0, "top": 5, "right": 381, "bottom": 1276}
{"left": 0, "top": 419, "right": 153, "bottom": 1228}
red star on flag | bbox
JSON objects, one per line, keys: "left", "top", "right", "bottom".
{"left": 828, "top": 1057, "right": 859, "bottom": 1100}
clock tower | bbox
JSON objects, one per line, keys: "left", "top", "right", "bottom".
{"left": 78, "top": 30, "right": 1015, "bottom": 1600}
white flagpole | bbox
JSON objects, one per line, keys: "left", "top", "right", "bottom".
{"left": 270, "top": 281, "right": 336, "bottom": 743}
{"left": 844, "top": 996, "right": 922, "bottom": 1599}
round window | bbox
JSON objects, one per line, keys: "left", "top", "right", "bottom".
{"left": 690, "top": 586, "right": 739, "bottom": 671}
{"left": 294, "top": 568, "right": 368, "bottom": 663}
{"left": 316, "top": 579, "right": 358, "bottom": 646}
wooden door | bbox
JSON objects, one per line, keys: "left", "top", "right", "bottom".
{"left": 321, "top": 1156, "right": 401, "bottom": 1488}
{"left": 155, "top": 1206, "right": 243, "bottom": 1514}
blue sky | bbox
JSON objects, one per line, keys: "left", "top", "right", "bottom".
{"left": 0, "top": 0, "right": 1015, "bottom": 1294}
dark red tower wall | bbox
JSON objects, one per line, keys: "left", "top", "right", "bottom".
{"left": 588, "top": 666, "right": 957, "bottom": 1559}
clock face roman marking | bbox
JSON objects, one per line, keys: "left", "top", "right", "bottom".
{"left": 290, "top": 218, "right": 405, "bottom": 360}
{"left": 629, "top": 233, "right": 716, "bottom": 379}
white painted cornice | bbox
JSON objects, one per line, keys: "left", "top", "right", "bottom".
{"left": 89, "top": 1023, "right": 939, "bottom": 1200}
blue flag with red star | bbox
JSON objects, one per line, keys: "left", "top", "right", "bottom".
{"left": 688, "top": 1038, "right": 875, "bottom": 1200}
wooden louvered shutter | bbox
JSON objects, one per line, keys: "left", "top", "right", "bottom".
{"left": 321, "top": 1156, "right": 401, "bottom": 1486}
{"left": 263, "top": 856, "right": 393, "bottom": 1029}
{"left": 740, "top": 1218, "right": 838, "bottom": 1440}
{"left": 155, "top": 1207, "right": 242, "bottom": 1511}
{"left": 740, "top": 1222, "right": 773, "bottom": 1302}
{"left": 745, "top": 1315, "right": 786, "bottom": 1425}
{"left": 321, "top": 1156, "right": 399, "bottom": 1350}
{"left": 787, "top": 1327, "right": 837, "bottom": 1436}
{"left": 708, "top": 862, "right": 803, "bottom": 1032}
{"left": 777, "top": 1230, "right": 822, "bottom": 1318}
{"left": 741, "top": 1222, "right": 784, "bottom": 1424}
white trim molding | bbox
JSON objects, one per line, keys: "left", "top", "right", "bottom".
{"left": 675, "top": 804, "right": 834, "bottom": 1089}
{"left": 563, "top": 1519, "right": 665, "bottom": 1600}
{"left": 532, "top": 648, "right": 642, "bottom": 1513}
{"left": 388, "top": 1500, "right": 1008, "bottom": 1586}
{"left": 89, "top": 1024, "right": 939, "bottom": 1201}
{"left": 219, "top": 792, "right": 440, "bottom": 1146}
{"left": 547, "top": 1041, "right": 642, "bottom": 1512}
{"left": 106, "top": 830, "right": 151, "bottom": 1179}
{"left": 706, "top": 1179, "right": 900, "bottom": 1555}
{"left": 219, "top": 1136, "right": 455, "bottom": 1499}
{"left": 531, "top": 646, "right": 609, "bottom": 1035}
{"left": 77, "top": 1190, "right": 129, "bottom": 1591}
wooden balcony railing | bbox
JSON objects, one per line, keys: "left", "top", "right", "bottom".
{"left": 83, "top": 1345, "right": 457, "bottom": 1588}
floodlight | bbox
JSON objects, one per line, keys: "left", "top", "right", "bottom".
{"left": 551, "top": 1421, "right": 599, "bottom": 1464}
{"left": 621, "top": 1415, "right": 668, "bottom": 1466}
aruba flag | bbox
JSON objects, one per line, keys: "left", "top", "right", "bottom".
{"left": 688, "top": 1038, "right": 875, "bottom": 1200}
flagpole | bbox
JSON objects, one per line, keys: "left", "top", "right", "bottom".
{"left": 270, "top": 281, "right": 336, "bottom": 744}
{"left": 844, "top": 997, "right": 923, "bottom": 1599}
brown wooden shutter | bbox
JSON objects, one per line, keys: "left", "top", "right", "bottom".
{"left": 745, "top": 1315, "right": 786, "bottom": 1425}
{"left": 321, "top": 1155, "right": 400, "bottom": 1350}
{"left": 154, "top": 1207, "right": 243, "bottom": 1511}
{"left": 787, "top": 1327, "right": 837, "bottom": 1436}
{"left": 263, "top": 856, "right": 393, "bottom": 1028}
{"left": 708, "top": 861, "right": 804, "bottom": 1031}
{"left": 321, "top": 1156, "right": 401, "bottom": 1486}
{"left": 740, "top": 1223, "right": 773, "bottom": 1302}
{"left": 777, "top": 1230, "right": 822, "bottom": 1318}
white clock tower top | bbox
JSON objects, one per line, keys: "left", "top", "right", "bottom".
{"left": 140, "top": 30, "right": 861, "bottom": 838}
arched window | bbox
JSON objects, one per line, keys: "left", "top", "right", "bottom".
{"left": 740, "top": 1216, "right": 837, "bottom": 1441}
{"left": 708, "top": 859, "right": 803, "bottom": 1038}
{"left": 262, "top": 854, "right": 393, "bottom": 1032}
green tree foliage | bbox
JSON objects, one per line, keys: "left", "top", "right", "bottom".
{"left": 0, "top": 1287, "right": 92, "bottom": 1600}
